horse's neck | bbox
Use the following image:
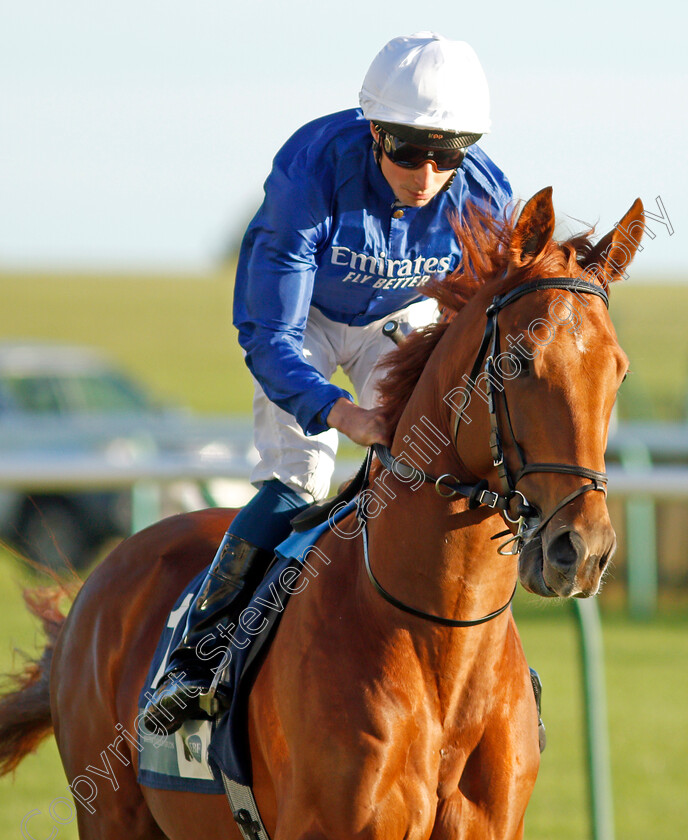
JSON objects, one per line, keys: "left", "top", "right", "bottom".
{"left": 365, "top": 381, "right": 517, "bottom": 649}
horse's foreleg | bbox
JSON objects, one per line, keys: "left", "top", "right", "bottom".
{"left": 430, "top": 792, "right": 527, "bottom": 840}
{"left": 430, "top": 693, "right": 539, "bottom": 838}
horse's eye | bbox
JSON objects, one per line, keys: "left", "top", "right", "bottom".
{"left": 501, "top": 351, "right": 530, "bottom": 378}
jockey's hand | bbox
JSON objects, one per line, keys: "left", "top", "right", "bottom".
{"left": 325, "top": 398, "right": 392, "bottom": 448}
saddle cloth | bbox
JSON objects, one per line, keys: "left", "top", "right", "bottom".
{"left": 137, "top": 501, "right": 356, "bottom": 793}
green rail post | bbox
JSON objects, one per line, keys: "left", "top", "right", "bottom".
{"left": 573, "top": 598, "right": 615, "bottom": 840}
{"left": 199, "top": 480, "right": 220, "bottom": 509}
{"left": 619, "top": 441, "right": 657, "bottom": 619}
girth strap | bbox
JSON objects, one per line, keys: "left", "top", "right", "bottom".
{"left": 221, "top": 772, "right": 270, "bottom": 840}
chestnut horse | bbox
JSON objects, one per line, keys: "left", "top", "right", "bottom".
{"left": 1, "top": 188, "right": 643, "bottom": 840}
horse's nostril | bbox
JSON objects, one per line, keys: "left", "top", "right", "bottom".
{"left": 547, "top": 530, "right": 585, "bottom": 569}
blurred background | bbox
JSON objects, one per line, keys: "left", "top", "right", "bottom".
{"left": 1, "top": 2, "right": 687, "bottom": 838}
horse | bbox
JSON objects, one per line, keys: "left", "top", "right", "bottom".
{"left": 0, "top": 187, "right": 644, "bottom": 840}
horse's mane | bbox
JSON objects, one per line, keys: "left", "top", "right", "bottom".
{"left": 376, "top": 202, "right": 596, "bottom": 435}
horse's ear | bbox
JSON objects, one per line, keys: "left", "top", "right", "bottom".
{"left": 510, "top": 187, "right": 556, "bottom": 267}
{"left": 580, "top": 198, "right": 645, "bottom": 285}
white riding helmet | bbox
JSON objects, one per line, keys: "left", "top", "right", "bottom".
{"left": 359, "top": 32, "right": 491, "bottom": 149}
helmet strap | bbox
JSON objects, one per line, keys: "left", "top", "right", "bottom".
{"left": 372, "top": 138, "right": 382, "bottom": 167}
{"left": 441, "top": 168, "right": 458, "bottom": 192}
{"left": 371, "top": 124, "right": 384, "bottom": 167}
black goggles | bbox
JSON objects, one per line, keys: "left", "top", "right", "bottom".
{"left": 378, "top": 130, "right": 466, "bottom": 171}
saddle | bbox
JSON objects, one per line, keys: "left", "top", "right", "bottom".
{"left": 137, "top": 500, "right": 357, "bottom": 794}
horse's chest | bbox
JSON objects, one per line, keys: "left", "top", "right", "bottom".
{"left": 435, "top": 739, "right": 472, "bottom": 794}
{"left": 431, "top": 707, "right": 488, "bottom": 793}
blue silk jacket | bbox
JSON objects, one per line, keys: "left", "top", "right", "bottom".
{"left": 234, "top": 108, "right": 512, "bottom": 435}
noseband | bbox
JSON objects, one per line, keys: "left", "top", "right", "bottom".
{"left": 362, "top": 277, "right": 610, "bottom": 627}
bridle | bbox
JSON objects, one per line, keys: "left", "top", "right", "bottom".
{"left": 452, "top": 276, "right": 609, "bottom": 548}
{"left": 361, "top": 277, "right": 610, "bottom": 627}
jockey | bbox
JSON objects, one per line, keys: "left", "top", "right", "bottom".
{"left": 143, "top": 32, "right": 512, "bottom": 733}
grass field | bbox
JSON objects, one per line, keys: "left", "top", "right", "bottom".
{"left": 0, "top": 268, "right": 687, "bottom": 836}
{"left": 1, "top": 547, "right": 687, "bottom": 839}
{"left": 0, "top": 268, "right": 686, "bottom": 420}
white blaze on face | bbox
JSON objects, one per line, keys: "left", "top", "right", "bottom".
{"left": 574, "top": 331, "right": 586, "bottom": 353}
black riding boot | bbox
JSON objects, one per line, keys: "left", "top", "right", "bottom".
{"left": 141, "top": 533, "right": 272, "bottom": 734}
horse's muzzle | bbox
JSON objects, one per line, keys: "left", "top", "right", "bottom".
{"left": 518, "top": 536, "right": 557, "bottom": 597}
{"left": 519, "top": 525, "right": 616, "bottom": 598}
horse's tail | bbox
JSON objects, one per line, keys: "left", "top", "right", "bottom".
{"left": 0, "top": 586, "right": 74, "bottom": 776}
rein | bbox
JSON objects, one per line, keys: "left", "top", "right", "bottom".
{"left": 359, "top": 276, "right": 610, "bottom": 627}
{"left": 357, "top": 447, "right": 516, "bottom": 627}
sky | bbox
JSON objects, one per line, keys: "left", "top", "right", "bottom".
{"left": 1, "top": 0, "right": 686, "bottom": 277}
